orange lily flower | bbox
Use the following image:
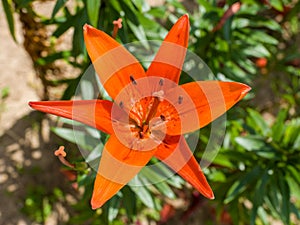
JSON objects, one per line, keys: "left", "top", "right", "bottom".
{"left": 29, "top": 15, "right": 250, "bottom": 209}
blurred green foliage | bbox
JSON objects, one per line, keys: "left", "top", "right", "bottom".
{"left": 2, "top": 0, "right": 300, "bottom": 224}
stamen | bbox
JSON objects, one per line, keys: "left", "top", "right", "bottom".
{"left": 160, "top": 114, "right": 166, "bottom": 121}
{"left": 159, "top": 79, "right": 164, "bottom": 86}
{"left": 130, "top": 75, "right": 137, "bottom": 85}
{"left": 152, "top": 90, "right": 164, "bottom": 101}
{"left": 178, "top": 95, "right": 183, "bottom": 104}
{"left": 119, "top": 101, "right": 124, "bottom": 108}
{"left": 54, "top": 146, "right": 75, "bottom": 169}
{"left": 112, "top": 18, "right": 123, "bottom": 39}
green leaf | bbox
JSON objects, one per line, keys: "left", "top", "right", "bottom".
{"left": 53, "top": 16, "right": 76, "bottom": 37}
{"left": 108, "top": 195, "right": 121, "bottom": 222}
{"left": 247, "top": 108, "right": 270, "bottom": 136}
{"left": 2, "top": 0, "right": 16, "bottom": 41}
{"left": 129, "top": 177, "right": 155, "bottom": 208}
{"left": 251, "top": 170, "right": 270, "bottom": 225}
{"left": 235, "top": 136, "right": 265, "bottom": 151}
{"left": 293, "top": 134, "right": 300, "bottom": 150}
{"left": 242, "top": 44, "right": 271, "bottom": 58}
{"left": 283, "top": 119, "right": 300, "bottom": 147}
{"left": 154, "top": 182, "right": 175, "bottom": 199}
{"left": 149, "top": 162, "right": 184, "bottom": 188}
{"left": 51, "top": 127, "right": 99, "bottom": 150}
{"left": 62, "top": 76, "right": 81, "bottom": 100}
{"left": 36, "top": 51, "right": 71, "bottom": 65}
{"left": 271, "top": 109, "right": 287, "bottom": 142}
{"left": 14, "top": 0, "right": 31, "bottom": 8}
{"left": 51, "top": 0, "right": 67, "bottom": 18}
{"left": 80, "top": 80, "right": 95, "bottom": 100}
{"left": 85, "top": 143, "right": 103, "bottom": 167}
{"left": 225, "top": 166, "right": 261, "bottom": 204}
{"left": 269, "top": 0, "right": 284, "bottom": 12}
{"left": 278, "top": 178, "right": 290, "bottom": 224}
{"left": 121, "top": 186, "right": 137, "bottom": 219}
{"left": 257, "top": 207, "right": 269, "bottom": 225}
{"left": 127, "top": 20, "right": 150, "bottom": 50}
{"left": 250, "top": 31, "right": 279, "bottom": 45}
{"left": 86, "top": 0, "right": 101, "bottom": 27}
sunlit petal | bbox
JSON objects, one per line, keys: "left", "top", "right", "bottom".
{"left": 29, "top": 100, "right": 114, "bottom": 134}
{"left": 155, "top": 135, "right": 214, "bottom": 199}
{"left": 146, "top": 14, "right": 189, "bottom": 83}
{"left": 159, "top": 81, "right": 251, "bottom": 135}
{"left": 84, "top": 24, "right": 146, "bottom": 100}
{"left": 91, "top": 134, "right": 157, "bottom": 209}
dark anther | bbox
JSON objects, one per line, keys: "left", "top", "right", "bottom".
{"left": 178, "top": 95, "right": 183, "bottom": 104}
{"left": 119, "top": 101, "right": 124, "bottom": 108}
{"left": 130, "top": 75, "right": 137, "bottom": 85}
{"left": 160, "top": 114, "right": 166, "bottom": 121}
{"left": 159, "top": 79, "right": 164, "bottom": 86}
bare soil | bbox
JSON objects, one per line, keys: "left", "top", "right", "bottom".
{"left": 0, "top": 4, "right": 77, "bottom": 225}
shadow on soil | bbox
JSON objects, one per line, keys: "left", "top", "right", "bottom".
{"left": 0, "top": 111, "right": 78, "bottom": 225}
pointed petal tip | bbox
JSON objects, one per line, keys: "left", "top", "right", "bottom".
{"left": 200, "top": 185, "right": 215, "bottom": 200}
{"left": 238, "top": 83, "right": 251, "bottom": 99}
{"left": 182, "top": 13, "right": 189, "bottom": 19}
{"left": 83, "top": 24, "right": 93, "bottom": 33}
{"left": 91, "top": 195, "right": 105, "bottom": 210}
{"left": 28, "top": 101, "right": 41, "bottom": 110}
{"left": 178, "top": 14, "right": 190, "bottom": 26}
{"left": 207, "top": 191, "right": 215, "bottom": 200}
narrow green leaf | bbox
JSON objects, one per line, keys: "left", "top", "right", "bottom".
{"left": 235, "top": 136, "right": 265, "bottom": 151}
{"left": 278, "top": 178, "right": 290, "bottom": 224}
{"left": 61, "top": 75, "right": 82, "bottom": 100}
{"left": 251, "top": 31, "right": 279, "bottom": 45}
{"left": 243, "top": 44, "right": 271, "bottom": 58}
{"left": 85, "top": 143, "right": 103, "bottom": 166}
{"left": 2, "top": 0, "right": 16, "bottom": 41}
{"left": 108, "top": 195, "right": 121, "bottom": 222}
{"left": 154, "top": 182, "right": 175, "bottom": 199}
{"left": 127, "top": 20, "right": 150, "bottom": 50}
{"left": 257, "top": 207, "right": 269, "bottom": 225}
{"left": 293, "top": 134, "right": 300, "bottom": 150}
{"left": 53, "top": 16, "right": 76, "bottom": 37}
{"left": 86, "top": 0, "right": 101, "bottom": 27}
{"left": 80, "top": 80, "right": 94, "bottom": 100}
{"left": 225, "top": 166, "right": 261, "bottom": 204}
{"left": 51, "top": 0, "right": 67, "bottom": 18}
{"left": 272, "top": 109, "right": 287, "bottom": 142}
{"left": 122, "top": 186, "right": 137, "bottom": 219}
{"left": 51, "top": 127, "right": 99, "bottom": 150}
{"left": 129, "top": 177, "right": 155, "bottom": 208}
{"left": 283, "top": 119, "right": 300, "bottom": 147}
{"left": 247, "top": 108, "right": 270, "bottom": 136}
{"left": 251, "top": 170, "right": 270, "bottom": 225}
{"left": 269, "top": 0, "right": 284, "bottom": 12}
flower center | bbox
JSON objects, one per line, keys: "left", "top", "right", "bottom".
{"left": 128, "top": 96, "right": 164, "bottom": 139}
{"left": 111, "top": 76, "right": 182, "bottom": 151}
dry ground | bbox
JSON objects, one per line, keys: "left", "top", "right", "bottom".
{"left": 0, "top": 4, "right": 77, "bottom": 225}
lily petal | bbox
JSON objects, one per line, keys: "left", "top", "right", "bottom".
{"left": 91, "top": 134, "right": 157, "bottom": 209}
{"left": 83, "top": 24, "right": 146, "bottom": 100}
{"left": 29, "top": 100, "right": 114, "bottom": 134}
{"left": 159, "top": 81, "right": 251, "bottom": 135}
{"left": 155, "top": 135, "right": 214, "bottom": 199}
{"left": 146, "top": 14, "right": 189, "bottom": 83}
